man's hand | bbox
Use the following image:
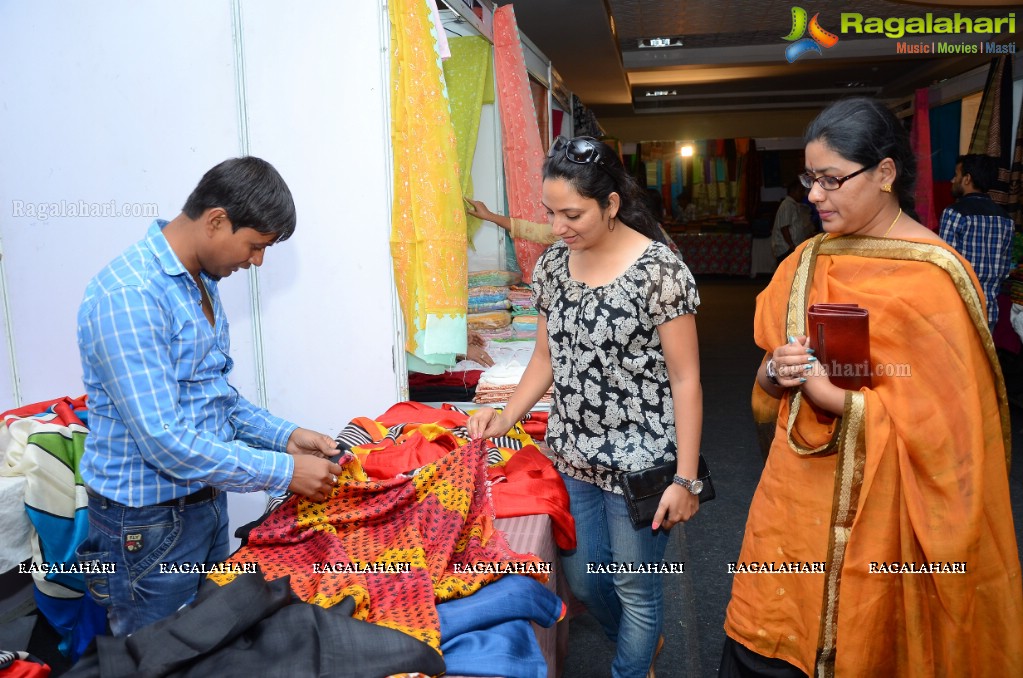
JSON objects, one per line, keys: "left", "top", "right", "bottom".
{"left": 288, "top": 455, "right": 343, "bottom": 502}
{"left": 286, "top": 427, "right": 338, "bottom": 459}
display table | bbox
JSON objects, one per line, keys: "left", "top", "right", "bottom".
{"left": 672, "top": 232, "right": 752, "bottom": 276}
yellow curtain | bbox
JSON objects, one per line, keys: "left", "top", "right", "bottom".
{"left": 389, "top": 0, "right": 468, "bottom": 366}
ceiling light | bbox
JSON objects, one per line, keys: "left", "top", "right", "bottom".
{"left": 645, "top": 89, "right": 678, "bottom": 97}
{"left": 638, "top": 37, "right": 683, "bottom": 49}
{"left": 680, "top": 145, "right": 694, "bottom": 157}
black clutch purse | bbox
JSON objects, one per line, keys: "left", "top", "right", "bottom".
{"left": 621, "top": 455, "right": 715, "bottom": 528}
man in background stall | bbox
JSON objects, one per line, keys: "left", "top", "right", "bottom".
{"left": 939, "top": 153, "right": 1015, "bottom": 332}
{"left": 770, "top": 179, "right": 813, "bottom": 263}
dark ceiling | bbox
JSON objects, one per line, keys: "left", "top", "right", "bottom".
{"left": 494, "top": 0, "right": 1020, "bottom": 117}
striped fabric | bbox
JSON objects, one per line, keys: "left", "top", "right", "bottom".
{"left": 0, "top": 396, "right": 105, "bottom": 660}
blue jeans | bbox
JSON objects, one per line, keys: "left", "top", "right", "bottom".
{"left": 559, "top": 473, "right": 670, "bottom": 678}
{"left": 75, "top": 490, "right": 229, "bottom": 636}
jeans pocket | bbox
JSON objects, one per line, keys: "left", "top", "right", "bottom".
{"left": 122, "top": 510, "right": 182, "bottom": 582}
{"left": 76, "top": 547, "right": 112, "bottom": 606}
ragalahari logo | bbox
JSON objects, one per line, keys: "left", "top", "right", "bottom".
{"left": 783, "top": 7, "right": 839, "bottom": 62}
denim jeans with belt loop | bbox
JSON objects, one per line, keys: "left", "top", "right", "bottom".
{"left": 75, "top": 489, "right": 229, "bottom": 636}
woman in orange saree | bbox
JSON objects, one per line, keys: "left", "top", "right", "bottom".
{"left": 723, "top": 97, "right": 1023, "bottom": 677}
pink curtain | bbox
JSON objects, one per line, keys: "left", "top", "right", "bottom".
{"left": 493, "top": 5, "right": 547, "bottom": 283}
{"left": 911, "top": 88, "right": 936, "bottom": 231}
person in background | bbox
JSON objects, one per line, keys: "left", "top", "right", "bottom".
{"left": 644, "top": 188, "right": 667, "bottom": 223}
{"left": 673, "top": 190, "right": 697, "bottom": 225}
{"left": 723, "top": 97, "right": 1022, "bottom": 676}
{"left": 468, "top": 136, "right": 703, "bottom": 678}
{"left": 938, "top": 153, "right": 1015, "bottom": 331}
{"left": 76, "top": 157, "right": 343, "bottom": 636}
{"left": 770, "top": 179, "right": 813, "bottom": 263}
{"left": 465, "top": 198, "right": 559, "bottom": 245}
{"left": 467, "top": 195, "right": 683, "bottom": 259}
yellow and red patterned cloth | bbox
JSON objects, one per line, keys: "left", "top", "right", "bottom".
{"left": 210, "top": 413, "right": 569, "bottom": 651}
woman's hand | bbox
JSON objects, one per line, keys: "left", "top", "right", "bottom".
{"left": 466, "top": 407, "right": 513, "bottom": 440}
{"left": 769, "top": 336, "right": 846, "bottom": 415}
{"left": 464, "top": 199, "right": 511, "bottom": 231}
{"left": 652, "top": 484, "right": 700, "bottom": 530}
{"left": 769, "top": 335, "right": 816, "bottom": 388}
{"left": 465, "top": 330, "right": 494, "bottom": 367}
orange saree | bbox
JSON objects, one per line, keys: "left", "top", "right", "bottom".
{"left": 728, "top": 234, "right": 1023, "bottom": 676}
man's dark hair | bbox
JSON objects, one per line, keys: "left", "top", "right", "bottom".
{"left": 182, "top": 156, "right": 296, "bottom": 241}
{"left": 957, "top": 154, "right": 998, "bottom": 193}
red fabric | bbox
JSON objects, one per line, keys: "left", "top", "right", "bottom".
{"left": 212, "top": 440, "right": 544, "bottom": 650}
{"left": 488, "top": 445, "right": 576, "bottom": 550}
{"left": 408, "top": 370, "right": 483, "bottom": 389}
{"left": 0, "top": 660, "right": 51, "bottom": 678}
{"left": 1, "top": 395, "right": 87, "bottom": 422}
{"left": 359, "top": 428, "right": 462, "bottom": 480}
{"left": 552, "top": 109, "right": 564, "bottom": 138}
{"left": 520, "top": 410, "right": 548, "bottom": 441}
{"left": 376, "top": 401, "right": 468, "bottom": 429}
{"left": 932, "top": 180, "right": 954, "bottom": 221}
{"left": 912, "top": 89, "right": 937, "bottom": 231}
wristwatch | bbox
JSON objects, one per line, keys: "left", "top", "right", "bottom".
{"left": 673, "top": 474, "right": 704, "bottom": 496}
{"left": 765, "top": 358, "right": 780, "bottom": 386}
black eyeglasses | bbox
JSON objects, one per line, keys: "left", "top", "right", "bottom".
{"left": 799, "top": 161, "right": 879, "bottom": 191}
{"left": 548, "top": 136, "right": 612, "bottom": 174}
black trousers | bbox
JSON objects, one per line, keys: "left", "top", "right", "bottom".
{"left": 719, "top": 637, "right": 809, "bottom": 678}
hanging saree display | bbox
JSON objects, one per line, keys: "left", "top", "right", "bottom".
{"left": 389, "top": 0, "right": 468, "bottom": 367}
{"left": 493, "top": 4, "right": 547, "bottom": 283}
{"left": 442, "top": 35, "right": 494, "bottom": 242}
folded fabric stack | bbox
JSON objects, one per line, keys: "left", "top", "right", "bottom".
{"left": 474, "top": 362, "right": 552, "bottom": 405}
{"left": 468, "top": 277, "right": 515, "bottom": 333}
{"left": 468, "top": 270, "right": 522, "bottom": 288}
{"left": 511, "top": 314, "right": 537, "bottom": 336}
{"left": 507, "top": 283, "right": 538, "bottom": 339}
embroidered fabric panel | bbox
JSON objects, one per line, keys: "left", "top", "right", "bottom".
{"left": 493, "top": 5, "right": 548, "bottom": 283}
{"left": 389, "top": 0, "right": 468, "bottom": 362}
{"left": 442, "top": 36, "right": 492, "bottom": 242}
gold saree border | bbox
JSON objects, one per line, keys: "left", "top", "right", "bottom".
{"left": 785, "top": 235, "right": 841, "bottom": 456}
{"left": 780, "top": 234, "right": 1010, "bottom": 676}
{"left": 818, "top": 236, "right": 1011, "bottom": 465}
{"left": 813, "top": 390, "right": 866, "bottom": 678}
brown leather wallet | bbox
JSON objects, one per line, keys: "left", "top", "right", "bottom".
{"left": 807, "top": 303, "right": 871, "bottom": 390}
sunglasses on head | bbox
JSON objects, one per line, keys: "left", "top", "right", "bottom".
{"left": 548, "top": 136, "right": 613, "bottom": 175}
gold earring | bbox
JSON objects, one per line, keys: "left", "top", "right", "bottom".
{"left": 881, "top": 184, "right": 893, "bottom": 193}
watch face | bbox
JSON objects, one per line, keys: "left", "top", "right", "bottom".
{"left": 691, "top": 479, "right": 704, "bottom": 494}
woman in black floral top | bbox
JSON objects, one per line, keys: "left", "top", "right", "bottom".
{"left": 468, "top": 136, "right": 703, "bottom": 678}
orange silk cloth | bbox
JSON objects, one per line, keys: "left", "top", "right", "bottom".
{"left": 729, "top": 235, "right": 1023, "bottom": 676}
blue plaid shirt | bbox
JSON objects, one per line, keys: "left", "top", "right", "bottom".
{"left": 78, "top": 220, "right": 296, "bottom": 506}
{"left": 939, "top": 193, "right": 1015, "bottom": 327}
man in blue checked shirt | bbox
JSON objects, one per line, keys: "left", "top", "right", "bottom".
{"left": 75, "top": 157, "right": 344, "bottom": 636}
{"left": 939, "top": 154, "right": 1015, "bottom": 332}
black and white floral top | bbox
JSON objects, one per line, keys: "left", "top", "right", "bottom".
{"left": 532, "top": 239, "right": 700, "bottom": 493}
